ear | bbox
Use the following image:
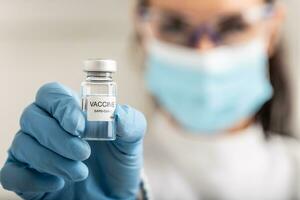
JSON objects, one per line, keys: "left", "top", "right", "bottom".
{"left": 133, "top": 5, "right": 143, "bottom": 35}
{"left": 266, "top": 3, "right": 286, "bottom": 56}
{"left": 131, "top": 5, "right": 151, "bottom": 65}
{"left": 133, "top": 8, "right": 155, "bottom": 53}
{"left": 132, "top": 4, "right": 150, "bottom": 44}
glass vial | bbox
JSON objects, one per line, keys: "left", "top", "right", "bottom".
{"left": 80, "top": 59, "right": 117, "bottom": 141}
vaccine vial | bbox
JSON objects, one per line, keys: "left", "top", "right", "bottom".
{"left": 80, "top": 59, "right": 117, "bottom": 141}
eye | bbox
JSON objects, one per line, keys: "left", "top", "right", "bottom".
{"left": 217, "top": 15, "right": 249, "bottom": 35}
{"left": 159, "top": 15, "right": 189, "bottom": 34}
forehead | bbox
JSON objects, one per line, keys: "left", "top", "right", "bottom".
{"left": 149, "top": 0, "right": 264, "bottom": 18}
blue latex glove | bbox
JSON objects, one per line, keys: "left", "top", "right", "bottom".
{"left": 0, "top": 82, "right": 146, "bottom": 200}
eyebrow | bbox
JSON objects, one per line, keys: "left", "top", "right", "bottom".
{"left": 149, "top": 5, "right": 263, "bottom": 27}
{"left": 161, "top": 9, "right": 247, "bottom": 25}
{"left": 218, "top": 14, "right": 244, "bottom": 25}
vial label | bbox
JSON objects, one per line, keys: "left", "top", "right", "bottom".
{"left": 86, "top": 96, "right": 116, "bottom": 121}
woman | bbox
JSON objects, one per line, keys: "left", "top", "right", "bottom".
{"left": 136, "top": 0, "right": 299, "bottom": 199}
{"left": 0, "top": 0, "right": 299, "bottom": 199}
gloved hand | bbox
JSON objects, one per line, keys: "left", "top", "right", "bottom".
{"left": 0, "top": 82, "right": 146, "bottom": 200}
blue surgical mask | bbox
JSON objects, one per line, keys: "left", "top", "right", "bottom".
{"left": 145, "top": 38, "right": 273, "bottom": 133}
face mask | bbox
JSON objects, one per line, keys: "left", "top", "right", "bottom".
{"left": 145, "top": 38, "right": 273, "bottom": 133}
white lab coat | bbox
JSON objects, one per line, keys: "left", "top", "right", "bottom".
{"left": 144, "top": 111, "right": 300, "bottom": 200}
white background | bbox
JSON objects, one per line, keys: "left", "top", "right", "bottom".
{"left": 0, "top": 0, "right": 299, "bottom": 199}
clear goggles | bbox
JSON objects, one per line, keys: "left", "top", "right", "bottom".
{"left": 139, "top": 4, "right": 275, "bottom": 48}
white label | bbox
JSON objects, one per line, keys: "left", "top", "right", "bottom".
{"left": 86, "top": 96, "right": 116, "bottom": 121}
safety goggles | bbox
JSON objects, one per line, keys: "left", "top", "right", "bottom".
{"left": 140, "top": 4, "right": 274, "bottom": 48}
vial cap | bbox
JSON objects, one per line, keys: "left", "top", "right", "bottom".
{"left": 83, "top": 59, "right": 117, "bottom": 72}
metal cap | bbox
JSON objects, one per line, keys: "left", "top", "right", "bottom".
{"left": 83, "top": 59, "right": 117, "bottom": 72}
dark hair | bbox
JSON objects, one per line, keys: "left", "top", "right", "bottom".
{"left": 258, "top": 44, "right": 291, "bottom": 137}
{"left": 136, "top": 0, "right": 292, "bottom": 137}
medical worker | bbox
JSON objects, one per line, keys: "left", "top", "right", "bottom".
{"left": 1, "top": 0, "right": 300, "bottom": 199}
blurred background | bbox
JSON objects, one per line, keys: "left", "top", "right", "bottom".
{"left": 0, "top": 0, "right": 299, "bottom": 198}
